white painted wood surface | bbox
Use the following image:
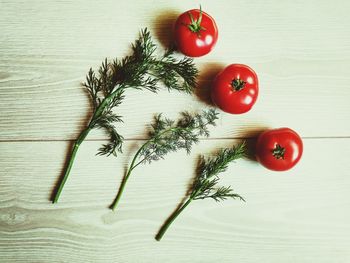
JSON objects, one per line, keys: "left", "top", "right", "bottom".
{"left": 1, "top": 0, "right": 350, "bottom": 262}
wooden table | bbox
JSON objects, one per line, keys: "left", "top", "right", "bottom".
{"left": 1, "top": 0, "right": 350, "bottom": 262}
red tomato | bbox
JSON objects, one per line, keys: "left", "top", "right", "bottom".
{"left": 211, "top": 64, "right": 259, "bottom": 114}
{"left": 255, "top": 128, "right": 303, "bottom": 171}
{"left": 174, "top": 8, "right": 218, "bottom": 57}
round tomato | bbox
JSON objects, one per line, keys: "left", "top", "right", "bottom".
{"left": 174, "top": 7, "right": 218, "bottom": 57}
{"left": 255, "top": 128, "right": 303, "bottom": 171}
{"left": 211, "top": 64, "right": 259, "bottom": 114}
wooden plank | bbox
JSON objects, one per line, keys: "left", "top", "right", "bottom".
{"left": 1, "top": 0, "right": 350, "bottom": 262}
{"left": 1, "top": 0, "right": 350, "bottom": 140}
{"left": 0, "top": 139, "right": 349, "bottom": 262}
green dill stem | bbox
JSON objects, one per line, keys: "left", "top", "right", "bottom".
{"left": 110, "top": 141, "right": 149, "bottom": 211}
{"left": 93, "top": 86, "right": 124, "bottom": 121}
{"left": 110, "top": 159, "right": 135, "bottom": 211}
{"left": 53, "top": 87, "right": 123, "bottom": 203}
{"left": 155, "top": 170, "right": 232, "bottom": 241}
{"left": 155, "top": 197, "right": 193, "bottom": 241}
{"left": 53, "top": 126, "right": 91, "bottom": 203}
{"left": 110, "top": 126, "right": 180, "bottom": 211}
{"left": 155, "top": 173, "right": 224, "bottom": 241}
{"left": 110, "top": 121, "right": 211, "bottom": 210}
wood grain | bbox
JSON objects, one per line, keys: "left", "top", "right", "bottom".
{"left": 1, "top": 0, "right": 350, "bottom": 140}
{"left": 1, "top": 0, "right": 350, "bottom": 262}
{"left": 1, "top": 139, "right": 350, "bottom": 262}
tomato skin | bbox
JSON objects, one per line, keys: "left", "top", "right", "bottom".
{"left": 174, "top": 9, "right": 218, "bottom": 57}
{"left": 255, "top": 128, "right": 303, "bottom": 171}
{"left": 211, "top": 64, "right": 259, "bottom": 114}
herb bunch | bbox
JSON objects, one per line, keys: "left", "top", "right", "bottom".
{"left": 53, "top": 28, "right": 198, "bottom": 203}
{"left": 155, "top": 141, "right": 247, "bottom": 241}
{"left": 110, "top": 109, "right": 219, "bottom": 211}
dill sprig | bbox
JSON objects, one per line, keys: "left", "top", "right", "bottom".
{"left": 52, "top": 28, "right": 198, "bottom": 203}
{"left": 110, "top": 109, "right": 219, "bottom": 211}
{"left": 155, "top": 141, "right": 247, "bottom": 241}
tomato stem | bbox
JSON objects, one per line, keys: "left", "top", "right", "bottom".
{"left": 272, "top": 144, "right": 285, "bottom": 159}
{"left": 231, "top": 78, "right": 246, "bottom": 91}
{"left": 187, "top": 5, "right": 206, "bottom": 33}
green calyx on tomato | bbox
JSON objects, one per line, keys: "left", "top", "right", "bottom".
{"left": 187, "top": 6, "right": 206, "bottom": 33}
{"left": 211, "top": 64, "right": 258, "bottom": 114}
{"left": 231, "top": 78, "right": 246, "bottom": 91}
{"left": 174, "top": 7, "right": 218, "bottom": 57}
{"left": 255, "top": 128, "right": 303, "bottom": 171}
{"left": 272, "top": 144, "right": 285, "bottom": 160}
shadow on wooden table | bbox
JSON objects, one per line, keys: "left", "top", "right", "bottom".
{"left": 195, "top": 63, "right": 224, "bottom": 106}
{"left": 152, "top": 10, "right": 179, "bottom": 49}
{"left": 240, "top": 127, "right": 270, "bottom": 161}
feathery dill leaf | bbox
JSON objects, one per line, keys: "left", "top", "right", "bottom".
{"left": 53, "top": 28, "right": 198, "bottom": 203}
{"left": 84, "top": 28, "right": 198, "bottom": 156}
{"left": 192, "top": 141, "right": 246, "bottom": 201}
{"left": 110, "top": 109, "right": 219, "bottom": 211}
{"left": 155, "top": 141, "right": 247, "bottom": 241}
{"left": 139, "top": 108, "right": 219, "bottom": 163}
